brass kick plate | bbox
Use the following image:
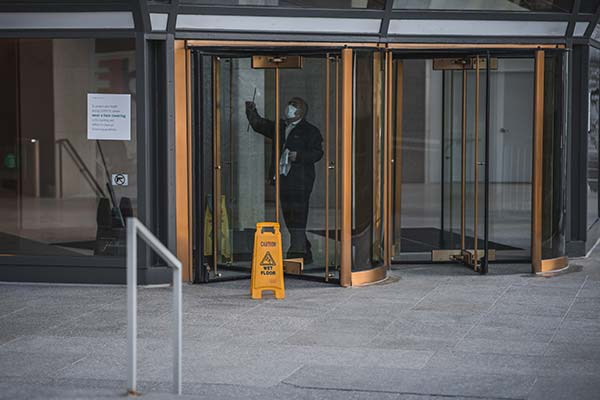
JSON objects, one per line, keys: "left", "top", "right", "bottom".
{"left": 433, "top": 57, "right": 498, "bottom": 71}
{"left": 252, "top": 55, "right": 303, "bottom": 69}
{"left": 431, "top": 249, "right": 497, "bottom": 262}
{"left": 283, "top": 258, "right": 304, "bottom": 275}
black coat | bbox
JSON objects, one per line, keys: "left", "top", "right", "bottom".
{"left": 246, "top": 108, "right": 324, "bottom": 191}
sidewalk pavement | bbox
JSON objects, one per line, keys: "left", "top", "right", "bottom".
{"left": 1, "top": 251, "right": 600, "bottom": 399}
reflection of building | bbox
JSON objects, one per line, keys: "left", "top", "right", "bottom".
{"left": 0, "top": 1, "right": 599, "bottom": 286}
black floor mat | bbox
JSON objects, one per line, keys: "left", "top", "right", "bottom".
{"left": 399, "top": 227, "right": 520, "bottom": 253}
{"left": 0, "top": 232, "right": 83, "bottom": 256}
{"left": 308, "top": 227, "right": 521, "bottom": 253}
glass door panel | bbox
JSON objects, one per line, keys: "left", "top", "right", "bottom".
{"left": 195, "top": 54, "right": 275, "bottom": 281}
{"left": 278, "top": 54, "right": 340, "bottom": 282}
{"left": 391, "top": 54, "right": 489, "bottom": 272}
{"left": 193, "top": 51, "right": 341, "bottom": 283}
{"left": 438, "top": 56, "right": 489, "bottom": 272}
{"left": 352, "top": 50, "right": 385, "bottom": 273}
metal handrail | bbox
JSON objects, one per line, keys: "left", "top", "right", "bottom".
{"left": 56, "top": 138, "right": 106, "bottom": 198}
{"left": 127, "top": 217, "right": 182, "bottom": 395}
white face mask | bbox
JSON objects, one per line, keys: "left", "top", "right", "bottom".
{"left": 285, "top": 104, "right": 298, "bottom": 119}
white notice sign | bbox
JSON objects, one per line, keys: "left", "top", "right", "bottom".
{"left": 87, "top": 93, "right": 131, "bottom": 140}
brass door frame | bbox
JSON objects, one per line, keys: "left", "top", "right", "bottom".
{"left": 444, "top": 57, "right": 487, "bottom": 271}
{"left": 372, "top": 51, "right": 383, "bottom": 264}
{"left": 384, "top": 50, "right": 393, "bottom": 267}
{"left": 212, "top": 56, "right": 221, "bottom": 276}
{"left": 390, "top": 54, "right": 490, "bottom": 271}
{"left": 210, "top": 57, "right": 281, "bottom": 278}
{"left": 340, "top": 48, "right": 352, "bottom": 287}
{"left": 177, "top": 42, "right": 568, "bottom": 282}
{"left": 531, "top": 50, "right": 568, "bottom": 273}
{"left": 392, "top": 59, "right": 403, "bottom": 259}
{"left": 323, "top": 54, "right": 341, "bottom": 281}
{"left": 175, "top": 40, "right": 193, "bottom": 282}
{"left": 183, "top": 44, "right": 347, "bottom": 284}
{"left": 531, "top": 50, "right": 544, "bottom": 274}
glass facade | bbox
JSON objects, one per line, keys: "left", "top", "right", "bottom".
{"left": 0, "top": 38, "right": 136, "bottom": 258}
{"left": 352, "top": 51, "right": 385, "bottom": 272}
{"left": 541, "top": 52, "right": 567, "bottom": 260}
{"left": 392, "top": 0, "right": 573, "bottom": 12}
{"left": 581, "top": 0, "right": 600, "bottom": 13}
{"left": 0, "top": 0, "right": 594, "bottom": 283}
{"left": 392, "top": 56, "right": 533, "bottom": 261}
{"left": 182, "top": 0, "right": 385, "bottom": 8}
{"left": 193, "top": 51, "right": 341, "bottom": 281}
{"left": 589, "top": 46, "right": 600, "bottom": 229}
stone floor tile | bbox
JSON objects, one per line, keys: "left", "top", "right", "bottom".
{"left": 528, "top": 376, "right": 600, "bottom": 400}
{"left": 283, "top": 365, "right": 536, "bottom": 399}
{"left": 452, "top": 337, "right": 548, "bottom": 356}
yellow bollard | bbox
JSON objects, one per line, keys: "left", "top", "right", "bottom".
{"left": 250, "top": 222, "right": 285, "bottom": 300}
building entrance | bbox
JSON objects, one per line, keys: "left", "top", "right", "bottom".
{"left": 390, "top": 52, "right": 543, "bottom": 271}
{"left": 190, "top": 49, "right": 342, "bottom": 283}
{"left": 177, "top": 42, "right": 568, "bottom": 285}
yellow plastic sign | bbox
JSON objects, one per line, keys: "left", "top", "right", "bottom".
{"left": 250, "top": 222, "right": 285, "bottom": 300}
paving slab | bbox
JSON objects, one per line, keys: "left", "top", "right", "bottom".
{"left": 528, "top": 376, "right": 600, "bottom": 400}
{"left": 283, "top": 365, "right": 536, "bottom": 399}
{"left": 1, "top": 255, "right": 600, "bottom": 399}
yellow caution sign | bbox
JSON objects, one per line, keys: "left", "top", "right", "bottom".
{"left": 251, "top": 222, "right": 285, "bottom": 300}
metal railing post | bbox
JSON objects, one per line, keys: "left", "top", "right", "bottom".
{"left": 173, "top": 264, "right": 182, "bottom": 395}
{"left": 127, "top": 220, "right": 137, "bottom": 395}
{"left": 127, "top": 217, "right": 182, "bottom": 396}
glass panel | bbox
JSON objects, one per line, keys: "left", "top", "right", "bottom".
{"left": 182, "top": 0, "right": 385, "bottom": 9}
{"left": 198, "top": 55, "right": 275, "bottom": 280}
{"left": 541, "top": 52, "right": 567, "bottom": 260}
{"left": 589, "top": 47, "right": 600, "bottom": 229}
{"left": 592, "top": 24, "right": 600, "bottom": 41}
{"left": 581, "top": 0, "right": 600, "bottom": 13}
{"left": 488, "top": 58, "right": 533, "bottom": 257}
{"left": 388, "top": 20, "right": 569, "bottom": 37}
{"left": 442, "top": 69, "right": 464, "bottom": 253}
{"left": 441, "top": 65, "right": 487, "bottom": 257}
{"left": 352, "top": 51, "right": 385, "bottom": 272}
{"left": 279, "top": 55, "right": 337, "bottom": 280}
{"left": 0, "top": 38, "right": 136, "bottom": 258}
{"left": 393, "top": 0, "right": 573, "bottom": 12}
{"left": 394, "top": 55, "right": 533, "bottom": 263}
{"left": 395, "top": 60, "right": 444, "bottom": 255}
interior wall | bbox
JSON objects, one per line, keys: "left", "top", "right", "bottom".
{"left": 19, "top": 39, "right": 54, "bottom": 197}
{"left": 53, "top": 39, "right": 95, "bottom": 199}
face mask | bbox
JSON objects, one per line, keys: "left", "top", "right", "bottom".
{"left": 286, "top": 104, "right": 298, "bottom": 119}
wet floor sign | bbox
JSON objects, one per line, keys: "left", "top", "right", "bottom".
{"left": 251, "top": 222, "right": 285, "bottom": 300}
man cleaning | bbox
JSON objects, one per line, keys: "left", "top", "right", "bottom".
{"left": 245, "top": 97, "right": 323, "bottom": 264}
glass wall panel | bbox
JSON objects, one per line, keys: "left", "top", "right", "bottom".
{"left": 541, "top": 52, "right": 567, "bottom": 260}
{"left": 592, "top": 24, "right": 600, "bottom": 41}
{"left": 581, "top": 0, "right": 600, "bottom": 13}
{"left": 197, "top": 55, "right": 275, "bottom": 280}
{"left": 488, "top": 58, "right": 533, "bottom": 255}
{"left": 588, "top": 47, "right": 600, "bottom": 229}
{"left": 397, "top": 60, "right": 443, "bottom": 255}
{"left": 0, "top": 38, "right": 136, "bottom": 258}
{"left": 182, "top": 0, "right": 385, "bottom": 9}
{"left": 279, "top": 55, "right": 338, "bottom": 280}
{"left": 393, "top": 0, "right": 573, "bottom": 12}
{"left": 352, "top": 51, "right": 384, "bottom": 272}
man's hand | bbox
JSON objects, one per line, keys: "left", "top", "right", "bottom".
{"left": 289, "top": 151, "right": 297, "bottom": 162}
{"left": 245, "top": 101, "right": 256, "bottom": 112}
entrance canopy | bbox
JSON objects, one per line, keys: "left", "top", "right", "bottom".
{"left": 1, "top": 1, "right": 599, "bottom": 44}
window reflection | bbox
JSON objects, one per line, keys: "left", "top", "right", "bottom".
{"left": 588, "top": 47, "right": 600, "bottom": 229}
{"left": 181, "top": 0, "right": 385, "bottom": 9}
{"left": 352, "top": 51, "right": 384, "bottom": 271}
{"left": 393, "top": 0, "right": 573, "bottom": 12}
{"left": 0, "top": 39, "right": 136, "bottom": 257}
